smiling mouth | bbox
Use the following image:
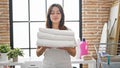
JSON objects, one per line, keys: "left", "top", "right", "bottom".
{"left": 53, "top": 18, "right": 58, "bottom": 20}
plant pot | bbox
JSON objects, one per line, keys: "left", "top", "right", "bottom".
{"left": 13, "top": 56, "right": 18, "bottom": 62}
{"left": 0, "top": 53, "right": 8, "bottom": 61}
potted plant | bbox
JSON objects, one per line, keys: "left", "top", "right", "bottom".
{"left": 7, "top": 48, "right": 24, "bottom": 62}
{"left": 0, "top": 44, "right": 11, "bottom": 61}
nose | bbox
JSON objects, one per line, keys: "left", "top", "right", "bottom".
{"left": 52, "top": 14, "right": 59, "bottom": 18}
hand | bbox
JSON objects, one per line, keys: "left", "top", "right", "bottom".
{"left": 37, "top": 46, "right": 51, "bottom": 50}
{"left": 36, "top": 46, "right": 51, "bottom": 57}
{"left": 43, "top": 46, "right": 51, "bottom": 49}
{"left": 58, "top": 47, "right": 70, "bottom": 51}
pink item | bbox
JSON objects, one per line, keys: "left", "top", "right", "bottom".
{"left": 80, "top": 38, "right": 88, "bottom": 59}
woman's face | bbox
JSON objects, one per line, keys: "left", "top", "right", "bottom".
{"left": 50, "top": 6, "right": 62, "bottom": 24}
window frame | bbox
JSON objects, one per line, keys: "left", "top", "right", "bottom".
{"left": 9, "top": 0, "right": 82, "bottom": 57}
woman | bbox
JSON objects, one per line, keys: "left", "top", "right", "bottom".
{"left": 36, "top": 4, "right": 76, "bottom": 68}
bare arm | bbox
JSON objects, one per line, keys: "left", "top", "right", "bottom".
{"left": 36, "top": 46, "right": 47, "bottom": 57}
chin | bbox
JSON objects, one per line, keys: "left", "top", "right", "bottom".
{"left": 53, "top": 21, "right": 60, "bottom": 23}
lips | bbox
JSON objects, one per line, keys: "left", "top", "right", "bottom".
{"left": 53, "top": 18, "right": 59, "bottom": 20}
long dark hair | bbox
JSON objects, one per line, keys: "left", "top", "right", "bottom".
{"left": 46, "top": 4, "right": 67, "bottom": 30}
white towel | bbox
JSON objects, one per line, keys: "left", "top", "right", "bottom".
{"left": 39, "top": 28, "right": 74, "bottom": 36}
{"left": 37, "top": 32, "right": 74, "bottom": 41}
{"left": 36, "top": 28, "right": 77, "bottom": 47}
{"left": 37, "top": 39, "right": 76, "bottom": 47}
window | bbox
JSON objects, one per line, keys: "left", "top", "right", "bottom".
{"left": 10, "top": 0, "right": 81, "bottom": 58}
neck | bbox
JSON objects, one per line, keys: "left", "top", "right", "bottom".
{"left": 52, "top": 24, "right": 59, "bottom": 29}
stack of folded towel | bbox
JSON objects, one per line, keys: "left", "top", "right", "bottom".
{"left": 36, "top": 28, "right": 77, "bottom": 47}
